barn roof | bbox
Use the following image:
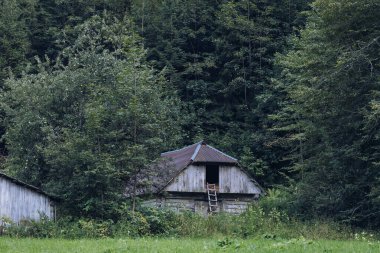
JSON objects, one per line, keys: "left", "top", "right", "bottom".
{"left": 161, "top": 140, "right": 238, "bottom": 171}
{"left": 125, "top": 141, "right": 240, "bottom": 197}
{"left": 0, "top": 172, "right": 56, "bottom": 200}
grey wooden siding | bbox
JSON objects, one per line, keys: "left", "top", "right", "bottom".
{"left": 219, "top": 166, "right": 261, "bottom": 194}
{"left": 0, "top": 177, "right": 54, "bottom": 223}
{"left": 142, "top": 196, "right": 255, "bottom": 215}
{"left": 222, "top": 200, "right": 252, "bottom": 214}
{"left": 165, "top": 165, "right": 206, "bottom": 192}
{"left": 164, "top": 164, "right": 261, "bottom": 194}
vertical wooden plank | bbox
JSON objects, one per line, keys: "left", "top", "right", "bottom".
{"left": 219, "top": 166, "right": 261, "bottom": 194}
{"left": 165, "top": 165, "right": 206, "bottom": 192}
{"left": 0, "top": 176, "right": 54, "bottom": 223}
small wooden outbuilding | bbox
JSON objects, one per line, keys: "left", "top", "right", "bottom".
{"left": 135, "top": 141, "right": 263, "bottom": 214}
{"left": 0, "top": 172, "right": 56, "bottom": 223}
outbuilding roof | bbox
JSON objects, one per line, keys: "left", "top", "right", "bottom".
{"left": 161, "top": 140, "right": 238, "bottom": 171}
{"left": 0, "top": 172, "right": 57, "bottom": 200}
{"left": 125, "top": 141, "right": 240, "bottom": 197}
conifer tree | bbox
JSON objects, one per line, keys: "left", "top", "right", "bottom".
{"left": 274, "top": 0, "right": 380, "bottom": 226}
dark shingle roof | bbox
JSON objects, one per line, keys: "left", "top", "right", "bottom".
{"left": 125, "top": 141, "right": 240, "bottom": 197}
{"left": 161, "top": 140, "right": 237, "bottom": 171}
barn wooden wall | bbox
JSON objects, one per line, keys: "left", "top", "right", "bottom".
{"left": 145, "top": 163, "right": 262, "bottom": 215}
{"left": 219, "top": 166, "right": 261, "bottom": 194}
{"left": 0, "top": 177, "right": 54, "bottom": 223}
{"left": 165, "top": 164, "right": 261, "bottom": 195}
{"left": 142, "top": 196, "right": 256, "bottom": 215}
{"left": 165, "top": 165, "right": 206, "bottom": 192}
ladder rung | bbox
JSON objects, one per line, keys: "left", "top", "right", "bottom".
{"left": 207, "top": 183, "right": 218, "bottom": 213}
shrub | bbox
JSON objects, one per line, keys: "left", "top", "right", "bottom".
{"left": 114, "top": 212, "right": 149, "bottom": 237}
{"left": 138, "top": 207, "right": 178, "bottom": 235}
{"left": 0, "top": 205, "right": 363, "bottom": 240}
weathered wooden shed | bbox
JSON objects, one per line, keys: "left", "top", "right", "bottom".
{"left": 136, "top": 141, "right": 263, "bottom": 214}
{"left": 0, "top": 172, "right": 56, "bottom": 223}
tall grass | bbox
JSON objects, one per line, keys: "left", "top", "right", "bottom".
{"left": 173, "top": 207, "right": 353, "bottom": 240}
{"left": 1, "top": 205, "right": 361, "bottom": 240}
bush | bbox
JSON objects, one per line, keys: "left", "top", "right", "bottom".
{"left": 240, "top": 205, "right": 289, "bottom": 237}
{"left": 0, "top": 205, "right": 361, "bottom": 240}
{"left": 113, "top": 211, "right": 149, "bottom": 237}
{"left": 174, "top": 212, "right": 242, "bottom": 238}
{"left": 138, "top": 207, "right": 178, "bottom": 235}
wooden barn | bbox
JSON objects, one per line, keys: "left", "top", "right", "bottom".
{"left": 134, "top": 141, "right": 263, "bottom": 214}
{"left": 0, "top": 172, "right": 56, "bottom": 223}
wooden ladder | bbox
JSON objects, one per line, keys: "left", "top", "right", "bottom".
{"left": 207, "top": 183, "right": 218, "bottom": 213}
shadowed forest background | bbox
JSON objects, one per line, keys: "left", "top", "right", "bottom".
{"left": 0, "top": 0, "right": 379, "bottom": 231}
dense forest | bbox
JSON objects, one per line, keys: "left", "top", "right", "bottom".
{"left": 0, "top": 0, "right": 379, "bottom": 229}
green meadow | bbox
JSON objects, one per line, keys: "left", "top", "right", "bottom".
{"left": 0, "top": 238, "right": 379, "bottom": 253}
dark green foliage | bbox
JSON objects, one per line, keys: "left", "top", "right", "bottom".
{"left": 0, "top": 0, "right": 131, "bottom": 83}
{"left": 1, "top": 206, "right": 356, "bottom": 240}
{"left": 0, "top": 0, "right": 31, "bottom": 85}
{"left": 131, "top": 0, "right": 220, "bottom": 141}
{"left": 273, "top": 0, "right": 380, "bottom": 227}
{"left": 0, "top": 0, "right": 34, "bottom": 159}
{"left": 131, "top": 0, "right": 310, "bottom": 186}
{"left": 26, "top": 0, "right": 131, "bottom": 60}
{"left": 0, "top": 0, "right": 133, "bottom": 163}
{"left": 0, "top": 0, "right": 379, "bottom": 230}
{"left": 2, "top": 15, "right": 181, "bottom": 218}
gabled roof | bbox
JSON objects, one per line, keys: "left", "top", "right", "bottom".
{"left": 0, "top": 172, "right": 56, "bottom": 200}
{"left": 161, "top": 140, "right": 238, "bottom": 172}
{"left": 125, "top": 141, "right": 240, "bottom": 197}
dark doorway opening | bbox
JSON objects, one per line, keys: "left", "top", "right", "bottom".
{"left": 206, "top": 165, "right": 219, "bottom": 184}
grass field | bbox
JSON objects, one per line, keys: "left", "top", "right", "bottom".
{"left": 0, "top": 237, "right": 379, "bottom": 253}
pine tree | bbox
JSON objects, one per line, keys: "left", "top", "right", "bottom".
{"left": 0, "top": 0, "right": 32, "bottom": 85}
{"left": 274, "top": 0, "right": 380, "bottom": 226}
{"left": 131, "top": 0, "right": 310, "bottom": 186}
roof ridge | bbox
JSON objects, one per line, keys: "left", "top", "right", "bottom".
{"left": 161, "top": 140, "right": 203, "bottom": 155}
{"left": 190, "top": 143, "right": 202, "bottom": 161}
{"left": 0, "top": 172, "right": 53, "bottom": 198}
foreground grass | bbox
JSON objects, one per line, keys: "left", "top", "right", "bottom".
{"left": 0, "top": 237, "right": 379, "bottom": 253}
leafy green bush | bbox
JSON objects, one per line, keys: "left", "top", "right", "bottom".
{"left": 5, "top": 215, "right": 56, "bottom": 238}
{"left": 0, "top": 205, "right": 361, "bottom": 240}
{"left": 138, "top": 207, "right": 178, "bottom": 235}
{"left": 240, "top": 205, "right": 289, "bottom": 237}
{"left": 114, "top": 212, "right": 149, "bottom": 237}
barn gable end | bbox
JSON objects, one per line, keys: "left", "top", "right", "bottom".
{"left": 0, "top": 173, "right": 56, "bottom": 223}
{"left": 219, "top": 165, "right": 261, "bottom": 194}
{"left": 164, "top": 164, "right": 206, "bottom": 192}
{"left": 164, "top": 164, "right": 261, "bottom": 195}
{"left": 139, "top": 141, "right": 264, "bottom": 214}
